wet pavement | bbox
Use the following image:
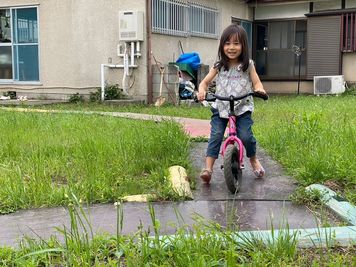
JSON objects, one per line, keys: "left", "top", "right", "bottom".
{"left": 0, "top": 112, "right": 338, "bottom": 248}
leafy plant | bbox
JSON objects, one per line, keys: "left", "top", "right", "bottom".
{"left": 290, "top": 187, "right": 323, "bottom": 206}
{"left": 90, "top": 84, "right": 125, "bottom": 102}
{"left": 68, "top": 93, "right": 84, "bottom": 103}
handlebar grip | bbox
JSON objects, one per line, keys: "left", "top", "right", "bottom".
{"left": 253, "top": 91, "right": 269, "bottom": 101}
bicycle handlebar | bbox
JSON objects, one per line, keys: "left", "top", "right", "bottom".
{"left": 205, "top": 91, "right": 269, "bottom": 102}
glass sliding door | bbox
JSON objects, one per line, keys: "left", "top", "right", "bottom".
{"left": 254, "top": 19, "right": 307, "bottom": 79}
{"left": 267, "top": 20, "right": 295, "bottom": 78}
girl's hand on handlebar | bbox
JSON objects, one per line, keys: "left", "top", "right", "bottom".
{"left": 197, "top": 90, "right": 206, "bottom": 101}
{"left": 253, "top": 88, "right": 266, "bottom": 95}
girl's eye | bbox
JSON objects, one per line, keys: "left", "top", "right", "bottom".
{"left": 225, "top": 42, "right": 230, "bottom": 45}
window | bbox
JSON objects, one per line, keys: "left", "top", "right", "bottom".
{"left": 254, "top": 19, "right": 307, "bottom": 79}
{"left": 0, "top": 6, "right": 39, "bottom": 82}
{"left": 190, "top": 3, "right": 218, "bottom": 38}
{"left": 152, "top": 0, "right": 219, "bottom": 38}
{"left": 341, "top": 13, "right": 356, "bottom": 52}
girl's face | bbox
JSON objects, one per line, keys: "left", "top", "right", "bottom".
{"left": 223, "top": 34, "right": 241, "bottom": 62}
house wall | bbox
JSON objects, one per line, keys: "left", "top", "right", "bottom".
{"left": 254, "top": 2, "right": 309, "bottom": 20}
{"left": 253, "top": 0, "right": 356, "bottom": 93}
{"left": 263, "top": 81, "right": 313, "bottom": 94}
{"left": 313, "top": 0, "right": 341, "bottom": 11}
{"left": 151, "top": 0, "right": 253, "bottom": 71}
{"left": 0, "top": 0, "right": 147, "bottom": 100}
{"left": 343, "top": 54, "right": 356, "bottom": 83}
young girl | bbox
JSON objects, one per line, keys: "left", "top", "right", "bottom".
{"left": 198, "top": 24, "right": 267, "bottom": 184}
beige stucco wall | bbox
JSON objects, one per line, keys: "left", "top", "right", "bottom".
{"left": 0, "top": 0, "right": 147, "bottom": 100}
{"left": 343, "top": 53, "right": 356, "bottom": 83}
{"left": 263, "top": 81, "right": 313, "bottom": 94}
{"left": 151, "top": 0, "right": 252, "bottom": 71}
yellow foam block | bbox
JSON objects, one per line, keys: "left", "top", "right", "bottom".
{"left": 168, "top": 166, "right": 193, "bottom": 199}
{"left": 121, "top": 194, "right": 156, "bottom": 202}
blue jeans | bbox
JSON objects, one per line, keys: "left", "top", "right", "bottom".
{"left": 206, "top": 108, "right": 256, "bottom": 158}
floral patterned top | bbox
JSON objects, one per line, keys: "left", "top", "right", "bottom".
{"left": 212, "top": 59, "right": 254, "bottom": 119}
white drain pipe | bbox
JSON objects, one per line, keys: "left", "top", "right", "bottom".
{"left": 100, "top": 42, "right": 141, "bottom": 101}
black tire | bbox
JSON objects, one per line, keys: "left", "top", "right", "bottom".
{"left": 223, "top": 144, "right": 242, "bottom": 194}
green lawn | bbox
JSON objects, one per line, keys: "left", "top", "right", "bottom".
{"left": 1, "top": 94, "right": 355, "bottom": 211}
{"left": 31, "top": 94, "right": 356, "bottom": 204}
{"left": 0, "top": 110, "right": 191, "bottom": 214}
{"left": 1, "top": 96, "right": 355, "bottom": 265}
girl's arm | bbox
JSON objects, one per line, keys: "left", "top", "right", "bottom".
{"left": 198, "top": 67, "right": 218, "bottom": 101}
{"left": 250, "top": 64, "right": 266, "bottom": 94}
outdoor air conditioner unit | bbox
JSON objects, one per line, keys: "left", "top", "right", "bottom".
{"left": 314, "top": 75, "right": 345, "bottom": 95}
{"left": 119, "top": 11, "right": 144, "bottom": 41}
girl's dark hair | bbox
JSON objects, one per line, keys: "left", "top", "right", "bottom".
{"left": 215, "top": 24, "right": 249, "bottom": 72}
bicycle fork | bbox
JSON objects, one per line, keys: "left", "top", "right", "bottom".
{"left": 221, "top": 115, "right": 245, "bottom": 169}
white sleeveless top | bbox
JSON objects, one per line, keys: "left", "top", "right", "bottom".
{"left": 212, "top": 59, "right": 254, "bottom": 119}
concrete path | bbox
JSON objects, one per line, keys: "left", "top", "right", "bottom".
{"left": 0, "top": 111, "right": 338, "bottom": 247}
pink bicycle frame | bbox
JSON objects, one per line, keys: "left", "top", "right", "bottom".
{"left": 221, "top": 115, "right": 244, "bottom": 168}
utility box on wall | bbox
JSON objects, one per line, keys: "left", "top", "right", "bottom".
{"left": 119, "top": 11, "right": 144, "bottom": 41}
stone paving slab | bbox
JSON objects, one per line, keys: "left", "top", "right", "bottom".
{"left": 0, "top": 200, "right": 321, "bottom": 248}
{"left": 191, "top": 142, "right": 297, "bottom": 201}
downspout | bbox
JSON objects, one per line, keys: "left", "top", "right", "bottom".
{"left": 146, "top": 0, "right": 153, "bottom": 104}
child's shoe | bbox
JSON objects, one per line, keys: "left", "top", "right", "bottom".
{"left": 253, "top": 166, "right": 265, "bottom": 178}
{"left": 200, "top": 169, "right": 212, "bottom": 184}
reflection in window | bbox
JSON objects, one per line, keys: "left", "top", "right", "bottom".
{"left": 0, "top": 46, "right": 12, "bottom": 79}
{"left": 0, "top": 9, "right": 11, "bottom": 43}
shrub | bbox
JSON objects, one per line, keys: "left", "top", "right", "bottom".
{"left": 68, "top": 93, "right": 84, "bottom": 103}
{"left": 90, "top": 84, "right": 125, "bottom": 102}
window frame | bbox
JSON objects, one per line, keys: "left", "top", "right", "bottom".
{"left": 0, "top": 5, "right": 40, "bottom": 84}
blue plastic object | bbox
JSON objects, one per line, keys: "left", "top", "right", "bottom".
{"left": 176, "top": 52, "right": 201, "bottom": 70}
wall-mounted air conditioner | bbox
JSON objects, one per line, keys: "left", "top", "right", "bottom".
{"left": 314, "top": 75, "right": 345, "bottom": 95}
{"left": 119, "top": 11, "right": 144, "bottom": 41}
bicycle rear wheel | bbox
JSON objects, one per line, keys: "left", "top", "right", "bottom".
{"left": 223, "top": 144, "right": 242, "bottom": 194}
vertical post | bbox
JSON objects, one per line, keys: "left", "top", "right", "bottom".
{"left": 293, "top": 45, "right": 302, "bottom": 95}
{"left": 101, "top": 64, "right": 105, "bottom": 101}
{"left": 298, "top": 55, "right": 301, "bottom": 95}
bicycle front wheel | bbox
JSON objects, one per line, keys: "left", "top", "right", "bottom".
{"left": 223, "top": 144, "right": 242, "bottom": 194}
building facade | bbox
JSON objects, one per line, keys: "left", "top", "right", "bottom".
{"left": 0, "top": 0, "right": 355, "bottom": 101}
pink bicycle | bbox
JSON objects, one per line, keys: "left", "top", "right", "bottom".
{"left": 205, "top": 92, "right": 268, "bottom": 193}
